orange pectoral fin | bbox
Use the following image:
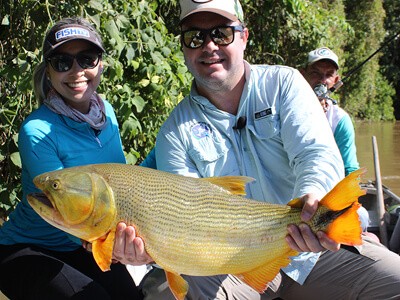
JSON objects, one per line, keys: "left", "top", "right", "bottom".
{"left": 92, "top": 229, "right": 116, "bottom": 271}
{"left": 236, "top": 248, "right": 298, "bottom": 293}
{"left": 326, "top": 202, "right": 362, "bottom": 246}
{"left": 165, "top": 270, "right": 189, "bottom": 300}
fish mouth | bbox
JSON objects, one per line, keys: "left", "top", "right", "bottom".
{"left": 28, "top": 192, "right": 65, "bottom": 226}
{"left": 29, "top": 192, "right": 54, "bottom": 209}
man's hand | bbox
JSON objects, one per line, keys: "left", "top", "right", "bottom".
{"left": 285, "top": 193, "right": 340, "bottom": 253}
{"left": 112, "top": 222, "right": 154, "bottom": 265}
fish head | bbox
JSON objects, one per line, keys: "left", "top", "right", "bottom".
{"left": 28, "top": 168, "right": 117, "bottom": 242}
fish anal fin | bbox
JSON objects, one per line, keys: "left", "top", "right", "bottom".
{"left": 327, "top": 202, "right": 362, "bottom": 246}
{"left": 202, "top": 176, "right": 255, "bottom": 195}
{"left": 165, "top": 270, "right": 189, "bottom": 300}
{"left": 92, "top": 229, "right": 116, "bottom": 271}
{"left": 287, "top": 198, "right": 303, "bottom": 209}
{"left": 236, "top": 249, "right": 298, "bottom": 293}
{"left": 320, "top": 168, "right": 367, "bottom": 211}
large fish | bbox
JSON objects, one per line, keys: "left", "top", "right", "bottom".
{"left": 28, "top": 164, "right": 365, "bottom": 300}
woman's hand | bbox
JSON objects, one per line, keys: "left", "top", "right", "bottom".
{"left": 81, "top": 222, "right": 154, "bottom": 265}
{"left": 285, "top": 193, "right": 340, "bottom": 253}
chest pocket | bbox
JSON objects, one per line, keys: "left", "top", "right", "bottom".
{"left": 248, "top": 110, "right": 280, "bottom": 140}
{"left": 188, "top": 135, "right": 237, "bottom": 177}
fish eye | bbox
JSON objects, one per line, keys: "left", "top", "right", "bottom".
{"left": 52, "top": 180, "right": 60, "bottom": 190}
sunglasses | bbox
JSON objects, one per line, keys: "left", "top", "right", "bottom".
{"left": 47, "top": 51, "right": 102, "bottom": 72}
{"left": 181, "top": 25, "right": 244, "bottom": 49}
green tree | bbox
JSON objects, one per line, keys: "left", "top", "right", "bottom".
{"left": 341, "top": 0, "right": 395, "bottom": 120}
{"left": 380, "top": 0, "right": 400, "bottom": 119}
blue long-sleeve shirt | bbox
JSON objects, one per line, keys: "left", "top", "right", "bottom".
{"left": 325, "top": 102, "right": 359, "bottom": 176}
{"left": 0, "top": 100, "right": 126, "bottom": 251}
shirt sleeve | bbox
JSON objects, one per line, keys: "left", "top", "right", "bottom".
{"left": 156, "top": 119, "right": 201, "bottom": 178}
{"left": 278, "top": 70, "right": 345, "bottom": 198}
{"left": 334, "top": 115, "right": 360, "bottom": 176}
{"left": 18, "top": 118, "right": 64, "bottom": 181}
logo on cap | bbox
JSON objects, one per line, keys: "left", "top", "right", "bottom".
{"left": 316, "top": 48, "right": 332, "bottom": 57}
{"left": 55, "top": 27, "right": 90, "bottom": 41}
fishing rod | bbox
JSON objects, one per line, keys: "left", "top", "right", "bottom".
{"left": 329, "top": 30, "right": 400, "bottom": 93}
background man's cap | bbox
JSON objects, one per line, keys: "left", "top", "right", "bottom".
{"left": 180, "top": 0, "right": 244, "bottom": 23}
{"left": 43, "top": 23, "right": 105, "bottom": 59}
{"left": 307, "top": 47, "right": 339, "bottom": 69}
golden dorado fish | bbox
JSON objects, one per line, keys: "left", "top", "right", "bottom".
{"left": 28, "top": 164, "right": 366, "bottom": 300}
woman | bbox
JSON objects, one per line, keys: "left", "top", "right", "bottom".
{"left": 0, "top": 17, "right": 143, "bottom": 299}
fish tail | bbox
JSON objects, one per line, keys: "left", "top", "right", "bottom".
{"left": 319, "top": 168, "right": 367, "bottom": 246}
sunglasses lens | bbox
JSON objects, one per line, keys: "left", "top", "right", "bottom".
{"left": 48, "top": 52, "right": 100, "bottom": 72}
{"left": 182, "top": 26, "right": 240, "bottom": 49}
{"left": 49, "top": 55, "right": 74, "bottom": 72}
{"left": 211, "top": 27, "right": 234, "bottom": 45}
{"left": 183, "top": 30, "right": 204, "bottom": 49}
{"left": 76, "top": 52, "right": 100, "bottom": 69}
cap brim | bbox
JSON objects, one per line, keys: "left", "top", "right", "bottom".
{"left": 44, "top": 38, "right": 105, "bottom": 59}
{"left": 309, "top": 58, "right": 339, "bottom": 69}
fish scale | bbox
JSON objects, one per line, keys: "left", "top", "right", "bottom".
{"left": 28, "top": 164, "right": 366, "bottom": 300}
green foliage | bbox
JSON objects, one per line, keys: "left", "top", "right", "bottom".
{"left": 0, "top": 0, "right": 191, "bottom": 216}
{"left": 380, "top": 0, "right": 400, "bottom": 119}
{"left": 241, "top": 0, "right": 352, "bottom": 66}
{"left": 341, "top": 0, "right": 395, "bottom": 120}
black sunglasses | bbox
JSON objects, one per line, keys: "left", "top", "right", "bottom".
{"left": 181, "top": 25, "right": 244, "bottom": 49}
{"left": 47, "top": 51, "right": 102, "bottom": 72}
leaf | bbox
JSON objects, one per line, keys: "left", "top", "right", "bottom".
{"left": 10, "top": 152, "right": 21, "bottom": 168}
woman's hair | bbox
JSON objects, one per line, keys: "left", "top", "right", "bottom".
{"left": 33, "top": 17, "right": 104, "bottom": 103}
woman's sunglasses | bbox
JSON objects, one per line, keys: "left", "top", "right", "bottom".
{"left": 47, "top": 51, "right": 102, "bottom": 72}
{"left": 181, "top": 25, "right": 244, "bottom": 49}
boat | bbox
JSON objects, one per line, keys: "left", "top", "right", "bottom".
{"left": 359, "top": 181, "right": 400, "bottom": 253}
{"left": 358, "top": 135, "right": 400, "bottom": 254}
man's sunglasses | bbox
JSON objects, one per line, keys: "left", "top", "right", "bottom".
{"left": 47, "top": 51, "right": 102, "bottom": 72}
{"left": 181, "top": 25, "right": 244, "bottom": 49}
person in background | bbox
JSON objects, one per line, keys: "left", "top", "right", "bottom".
{"left": 300, "top": 47, "right": 372, "bottom": 232}
{"left": 0, "top": 17, "right": 143, "bottom": 299}
{"left": 300, "top": 47, "right": 359, "bottom": 176}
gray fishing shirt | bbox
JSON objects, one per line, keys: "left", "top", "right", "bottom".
{"left": 156, "top": 61, "right": 344, "bottom": 284}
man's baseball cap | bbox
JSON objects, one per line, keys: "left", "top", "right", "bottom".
{"left": 43, "top": 22, "right": 105, "bottom": 59}
{"left": 179, "top": 0, "right": 244, "bottom": 23}
{"left": 307, "top": 47, "right": 339, "bottom": 69}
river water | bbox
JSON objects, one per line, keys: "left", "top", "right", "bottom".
{"left": 354, "top": 121, "right": 400, "bottom": 196}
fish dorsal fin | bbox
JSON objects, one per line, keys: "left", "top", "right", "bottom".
{"left": 92, "top": 229, "right": 116, "bottom": 271}
{"left": 287, "top": 198, "right": 303, "bottom": 208}
{"left": 236, "top": 248, "right": 298, "bottom": 293}
{"left": 165, "top": 270, "right": 189, "bottom": 300}
{"left": 320, "top": 168, "right": 367, "bottom": 210}
{"left": 201, "top": 176, "right": 255, "bottom": 195}
{"left": 326, "top": 202, "right": 362, "bottom": 246}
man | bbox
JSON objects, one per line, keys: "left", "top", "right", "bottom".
{"left": 301, "top": 47, "right": 359, "bottom": 176}
{"left": 300, "top": 47, "right": 374, "bottom": 231}
{"left": 116, "top": 1, "right": 400, "bottom": 299}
